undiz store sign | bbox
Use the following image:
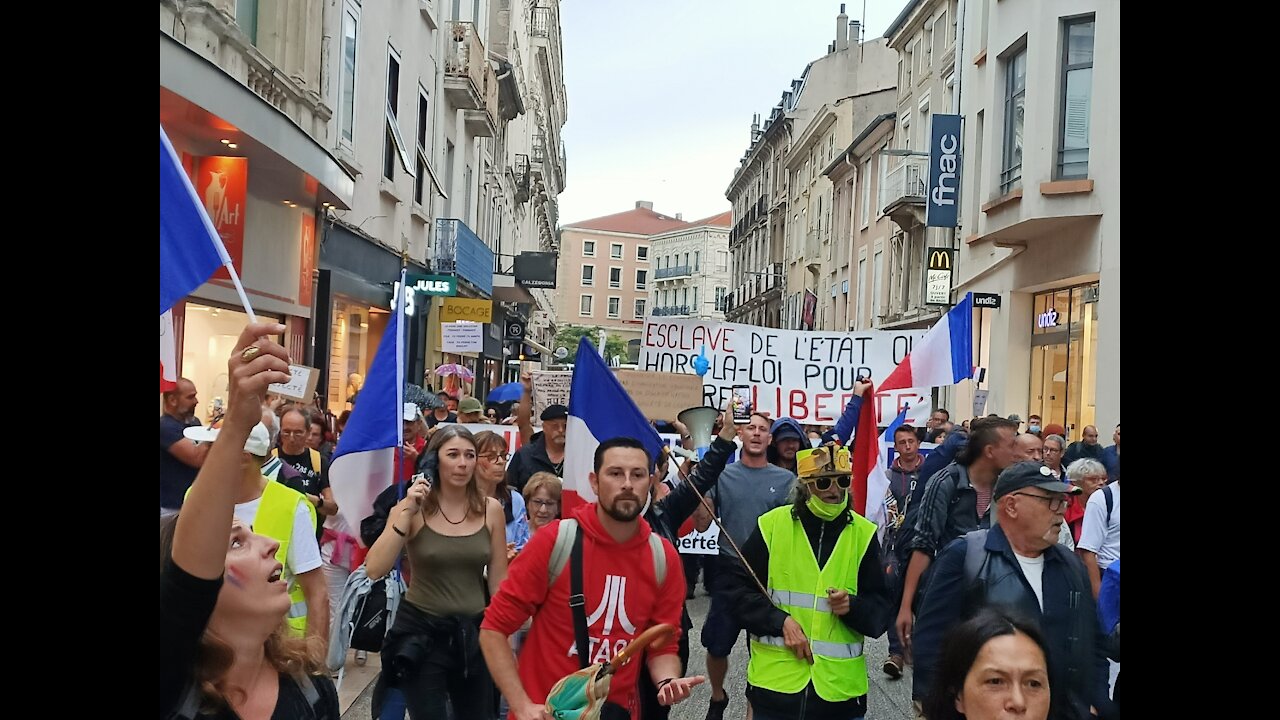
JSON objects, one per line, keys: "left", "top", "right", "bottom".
{"left": 442, "top": 297, "right": 493, "bottom": 323}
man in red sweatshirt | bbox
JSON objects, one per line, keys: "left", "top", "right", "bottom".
{"left": 480, "top": 437, "right": 705, "bottom": 720}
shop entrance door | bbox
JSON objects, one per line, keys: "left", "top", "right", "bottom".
{"left": 1030, "top": 341, "right": 1069, "bottom": 434}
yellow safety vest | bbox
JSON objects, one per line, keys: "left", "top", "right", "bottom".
{"left": 253, "top": 480, "right": 317, "bottom": 636}
{"left": 181, "top": 479, "right": 317, "bottom": 634}
{"left": 746, "top": 505, "right": 876, "bottom": 702}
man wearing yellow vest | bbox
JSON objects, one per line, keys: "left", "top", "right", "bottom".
{"left": 726, "top": 444, "right": 892, "bottom": 720}
{"left": 183, "top": 421, "right": 330, "bottom": 652}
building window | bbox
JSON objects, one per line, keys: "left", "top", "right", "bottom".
{"left": 860, "top": 160, "right": 872, "bottom": 228}
{"left": 607, "top": 297, "right": 621, "bottom": 318}
{"left": 1029, "top": 283, "right": 1100, "bottom": 438}
{"left": 414, "top": 87, "right": 430, "bottom": 205}
{"left": 583, "top": 240, "right": 596, "bottom": 257}
{"left": 581, "top": 265, "right": 594, "bottom": 286}
{"left": 609, "top": 267, "right": 622, "bottom": 289}
{"left": 694, "top": 251, "right": 700, "bottom": 271}
{"left": 636, "top": 246, "right": 648, "bottom": 262}
{"left": 610, "top": 243, "right": 623, "bottom": 259}
{"left": 579, "top": 295, "right": 593, "bottom": 316}
{"left": 682, "top": 287, "right": 689, "bottom": 308}
{"left": 717, "top": 251, "right": 728, "bottom": 271}
{"left": 237, "top": 0, "right": 259, "bottom": 44}
{"left": 692, "top": 286, "right": 698, "bottom": 310}
{"left": 635, "top": 269, "right": 647, "bottom": 290}
{"left": 383, "top": 47, "right": 412, "bottom": 182}
{"left": 856, "top": 256, "right": 866, "bottom": 328}
{"left": 872, "top": 249, "right": 883, "bottom": 321}
{"left": 1057, "top": 17, "right": 1094, "bottom": 179}
{"left": 339, "top": 2, "right": 358, "bottom": 145}
{"left": 714, "top": 286, "right": 727, "bottom": 312}
{"left": 1000, "top": 45, "right": 1028, "bottom": 195}
{"left": 634, "top": 299, "right": 647, "bottom": 318}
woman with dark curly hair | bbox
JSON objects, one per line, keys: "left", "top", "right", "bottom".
{"left": 923, "top": 608, "right": 1052, "bottom": 720}
{"left": 159, "top": 322, "right": 339, "bottom": 719}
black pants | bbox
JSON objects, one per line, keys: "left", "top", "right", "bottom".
{"left": 378, "top": 604, "right": 494, "bottom": 720}
{"left": 637, "top": 619, "right": 691, "bottom": 720}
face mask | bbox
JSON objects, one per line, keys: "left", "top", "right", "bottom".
{"left": 806, "top": 489, "right": 849, "bottom": 521}
{"left": 1028, "top": 425, "right": 1041, "bottom": 434}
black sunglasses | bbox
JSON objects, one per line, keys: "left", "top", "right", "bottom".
{"left": 803, "top": 475, "right": 852, "bottom": 491}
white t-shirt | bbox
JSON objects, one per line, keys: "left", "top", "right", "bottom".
{"left": 234, "top": 495, "right": 324, "bottom": 578}
{"left": 1014, "top": 552, "right": 1046, "bottom": 611}
{"left": 1077, "top": 483, "right": 1120, "bottom": 569}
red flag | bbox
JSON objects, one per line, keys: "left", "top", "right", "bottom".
{"left": 851, "top": 381, "right": 880, "bottom": 516}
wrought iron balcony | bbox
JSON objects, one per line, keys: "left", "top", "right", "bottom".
{"left": 512, "top": 154, "right": 530, "bottom": 203}
{"left": 655, "top": 265, "right": 692, "bottom": 280}
{"left": 433, "top": 218, "right": 495, "bottom": 295}
{"left": 651, "top": 305, "right": 691, "bottom": 317}
{"left": 880, "top": 153, "right": 929, "bottom": 214}
{"left": 444, "top": 21, "right": 498, "bottom": 136}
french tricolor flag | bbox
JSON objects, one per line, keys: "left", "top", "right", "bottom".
{"left": 562, "top": 337, "right": 665, "bottom": 514}
{"left": 160, "top": 125, "right": 234, "bottom": 392}
{"left": 861, "top": 402, "right": 913, "bottom": 543}
{"left": 879, "top": 292, "right": 975, "bottom": 393}
{"left": 329, "top": 271, "right": 406, "bottom": 531}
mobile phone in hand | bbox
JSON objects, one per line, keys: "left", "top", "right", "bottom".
{"left": 731, "top": 385, "right": 753, "bottom": 424}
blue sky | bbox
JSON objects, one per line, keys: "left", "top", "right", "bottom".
{"left": 557, "top": 0, "right": 904, "bottom": 224}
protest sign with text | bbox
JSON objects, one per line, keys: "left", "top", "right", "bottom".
{"left": 639, "top": 319, "right": 929, "bottom": 423}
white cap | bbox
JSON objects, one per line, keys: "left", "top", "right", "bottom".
{"left": 403, "top": 402, "right": 422, "bottom": 422}
{"left": 184, "top": 422, "right": 272, "bottom": 456}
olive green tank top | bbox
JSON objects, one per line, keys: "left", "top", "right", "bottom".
{"left": 404, "top": 520, "right": 491, "bottom": 617}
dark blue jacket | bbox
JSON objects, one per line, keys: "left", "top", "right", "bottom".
{"left": 1099, "top": 445, "right": 1120, "bottom": 482}
{"left": 912, "top": 525, "right": 1113, "bottom": 719}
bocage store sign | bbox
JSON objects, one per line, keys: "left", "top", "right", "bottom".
{"left": 442, "top": 297, "right": 493, "bottom": 323}
{"left": 925, "top": 248, "right": 953, "bottom": 306}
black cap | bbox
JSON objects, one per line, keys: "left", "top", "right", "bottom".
{"left": 540, "top": 404, "right": 569, "bottom": 422}
{"left": 993, "top": 461, "right": 1083, "bottom": 501}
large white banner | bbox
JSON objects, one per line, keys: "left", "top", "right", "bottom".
{"left": 639, "top": 319, "right": 929, "bottom": 425}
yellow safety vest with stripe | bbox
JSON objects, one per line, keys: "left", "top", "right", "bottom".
{"left": 189, "top": 479, "right": 318, "bottom": 635}
{"left": 746, "top": 505, "right": 877, "bottom": 702}
{"left": 254, "top": 480, "right": 317, "bottom": 636}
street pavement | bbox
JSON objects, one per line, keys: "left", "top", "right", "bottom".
{"left": 339, "top": 587, "right": 916, "bottom": 720}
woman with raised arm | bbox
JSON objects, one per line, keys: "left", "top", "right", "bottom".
{"left": 160, "top": 323, "right": 340, "bottom": 719}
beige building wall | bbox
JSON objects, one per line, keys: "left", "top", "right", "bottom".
{"left": 827, "top": 114, "right": 898, "bottom": 333}
{"left": 650, "top": 224, "right": 732, "bottom": 321}
{"left": 950, "top": 0, "right": 1119, "bottom": 437}
{"left": 555, "top": 227, "right": 650, "bottom": 344}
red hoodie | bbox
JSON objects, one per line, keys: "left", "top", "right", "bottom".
{"left": 482, "top": 503, "right": 686, "bottom": 719}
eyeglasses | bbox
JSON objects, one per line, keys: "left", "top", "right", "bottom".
{"left": 802, "top": 475, "right": 852, "bottom": 492}
{"left": 1011, "top": 492, "right": 1068, "bottom": 512}
{"left": 478, "top": 453, "right": 509, "bottom": 464}
{"left": 529, "top": 498, "right": 558, "bottom": 509}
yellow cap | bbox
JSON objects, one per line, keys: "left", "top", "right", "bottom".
{"left": 796, "top": 444, "right": 852, "bottom": 479}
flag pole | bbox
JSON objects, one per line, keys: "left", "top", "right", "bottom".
{"left": 159, "top": 126, "right": 257, "bottom": 323}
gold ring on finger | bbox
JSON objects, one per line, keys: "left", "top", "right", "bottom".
{"left": 241, "top": 345, "right": 262, "bottom": 362}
